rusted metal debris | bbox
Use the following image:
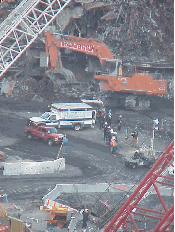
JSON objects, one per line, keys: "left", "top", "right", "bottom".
{"left": 61, "top": 0, "right": 173, "bottom": 63}
{"left": 92, "top": 0, "right": 174, "bottom": 62}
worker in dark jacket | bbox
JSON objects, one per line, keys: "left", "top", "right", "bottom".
{"left": 82, "top": 209, "right": 89, "bottom": 230}
{"left": 103, "top": 122, "right": 108, "bottom": 141}
{"left": 131, "top": 127, "right": 138, "bottom": 148}
{"left": 99, "top": 113, "right": 104, "bottom": 130}
{"left": 62, "top": 134, "right": 68, "bottom": 154}
{"left": 106, "top": 126, "right": 112, "bottom": 146}
{"left": 106, "top": 109, "right": 112, "bottom": 126}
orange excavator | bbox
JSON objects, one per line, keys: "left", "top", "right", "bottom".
{"left": 44, "top": 30, "right": 114, "bottom": 84}
{"left": 44, "top": 31, "right": 168, "bottom": 110}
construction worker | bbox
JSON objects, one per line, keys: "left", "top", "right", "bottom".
{"left": 153, "top": 118, "right": 159, "bottom": 137}
{"left": 106, "top": 114, "right": 112, "bottom": 127}
{"left": 82, "top": 208, "right": 89, "bottom": 231}
{"left": 99, "top": 112, "right": 104, "bottom": 130}
{"left": 124, "top": 128, "right": 128, "bottom": 143}
{"left": 106, "top": 126, "right": 112, "bottom": 146}
{"left": 62, "top": 134, "right": 68, "bottom": 154}
{"left": 117, "top": 115, "right": 122, "bottom": 131}
{"left": 110, "top": 136, "right": 117, "bottom": 156}
{"left": 111, "top": 129, "right": 117, "bottom": 142}
{"left": 131, "top": 127, "right": 138, "bottom": 148}
{"left": 103, "top": 122, "right": 108, "bottom": 141}
{"left": 118, "top": 64, "right": 122, "bottom": 76}
{"left": 105, "top": 109, "right": 112, "bottom": 126}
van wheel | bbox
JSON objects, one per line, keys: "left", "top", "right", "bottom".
{"left": 27, "top": 132, "right": 33, "bottom": 140}
{"left": 48, "top": 139, "right": 54, "bottom": 146}
{"left": 74, "top": 123, "right": 81, "bottom": 131}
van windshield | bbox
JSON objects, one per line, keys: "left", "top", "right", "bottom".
{"left": 41, "top": 112, "right": 50, "bottom": 119}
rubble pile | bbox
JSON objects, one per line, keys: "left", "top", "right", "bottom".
{"left": 0, "top": 0, "right": 20, "bottom": 22}
{"left": 0, "top": 75, "right": 101, "bottom": 101}
{"left": 66, "top": 0, "right": 174, "bottom": 63}
{"left": 0, "top": 0, "right": 173, "bottom": 100}
{"left": 0, "top": 76, "right": 56, "bottom": 101}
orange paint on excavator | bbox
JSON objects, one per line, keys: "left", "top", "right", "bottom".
{"left": 94, "top": 72, "right": 167, "bottom": 96}
{"left": 45, "top": 31, "right": 114, "bottom": 68}
{"left": 44, "top": 31, "right": 167, "bottom": 98}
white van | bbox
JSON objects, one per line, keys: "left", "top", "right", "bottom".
{"left": 51, "top": 103, "right": 96, "bottom": 130}
{"left": 29, "top": 103, "right": 96, "bottom": 131}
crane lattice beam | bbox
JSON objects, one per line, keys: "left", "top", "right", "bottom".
{"left": 104, "top": 140, "right": 174, "bottom": 232}
{"left": 0, "top": 0, "right": 72, "bottom": 78}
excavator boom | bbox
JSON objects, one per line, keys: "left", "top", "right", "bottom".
{"left": 45, "top": 31, "right": 114, "bottom": 68}
{"left": 44, "top": 31, "right": 168, "bottom": 110}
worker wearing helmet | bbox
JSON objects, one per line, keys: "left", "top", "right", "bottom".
{"left": 82, "top": 208, "right": 89, "bottom": 230}
{"left": 106, "top": 109, "right": 112, "bottom": 126}
{"left": 117, "top": 115, "right": 122, "bottom": 131}
{"left": 110, "top": 136, "right": 117, "bottom": 157}
{"left": 103, "top": 122, "right": 108, "bottom": 141}
{"left": 131, "top": 127, "right": 138, "bottom": 148}
{"left": 106, "top": 126, "right": 112, "bottom": 146}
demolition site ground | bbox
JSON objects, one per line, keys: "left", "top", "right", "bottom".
{"left": 0, "top": 0, "right": 174, "bottom": 230}
{"left": 0, "top": 94, "right": 173, "bottom": 230}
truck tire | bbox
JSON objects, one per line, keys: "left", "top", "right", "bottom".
{"left": 47, "top": 138, "right": 54, "bottom": 146}
{"left": 73, "top": 123, "right": 81, "bottom": 131}
{"left": 27, "top": 132, "right": 33, "bottom": 140}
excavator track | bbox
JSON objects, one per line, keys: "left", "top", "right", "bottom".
{"left": 100, "top": 92, "right": 151, "bottom": 111}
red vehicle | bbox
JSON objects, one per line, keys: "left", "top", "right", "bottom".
{"left": 24, "top": 125, "right": 64, "bottom": 146}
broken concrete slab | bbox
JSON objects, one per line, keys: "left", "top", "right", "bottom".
{"left": 56, "top": 7, "right": 83, "bottom": 33}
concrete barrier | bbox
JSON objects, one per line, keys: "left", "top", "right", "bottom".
{"left": 3, "top": 158, "right": 65, "bottom": 175}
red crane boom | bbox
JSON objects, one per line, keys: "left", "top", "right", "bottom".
{"left": 104, "top": 140, "right": 174, "bottom": 232}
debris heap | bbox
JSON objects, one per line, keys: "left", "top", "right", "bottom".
{"left": 64, "top": 0, "right": 174, "bottom": 63}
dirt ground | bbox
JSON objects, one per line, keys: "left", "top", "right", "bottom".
{"left": 0, "top": 94, "right": 173, "bottom": 231}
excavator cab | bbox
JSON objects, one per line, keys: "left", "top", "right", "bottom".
{"left": 101, "top": 58, "right": 122, "bottom": 76}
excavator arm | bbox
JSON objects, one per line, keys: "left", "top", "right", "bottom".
{"left": 44, "top": 31, "right": 114, "bottom": 68}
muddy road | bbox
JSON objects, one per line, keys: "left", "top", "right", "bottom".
{"left": 0, "top": 96, "right": 173, "bottom": 209}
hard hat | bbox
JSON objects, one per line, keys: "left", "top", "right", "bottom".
{"left": 119, "top": 115, "right": 122, "bottom": 118}
{"left": 85, "top": 209, "right": 88, "bottom": 213}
